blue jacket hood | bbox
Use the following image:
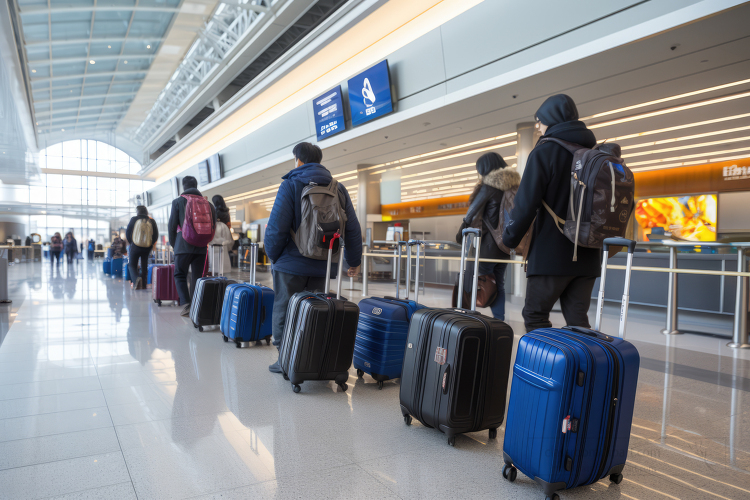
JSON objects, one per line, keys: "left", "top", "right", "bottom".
{"left": 281, "top": 163, "right": 332, "bottom": 185}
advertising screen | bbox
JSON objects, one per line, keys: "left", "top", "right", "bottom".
{"left": 348, "top": 60, "right": 393, "bottom": 127}
{"left": 197, "top": 160, "right": 210, "bottom": 186}
{"left": 207, "top": 154, "right": 222, "bottom": 182}
{"left": 635, "top": 194, "right": 717, "bottom": 242}
{"left": 312, "top": 86, "right": 345, "bottom": 140}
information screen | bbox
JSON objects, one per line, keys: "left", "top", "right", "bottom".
{"left": 197, "top": 160, "right": 210, "bottom": 186}
{"left": 312, "top": 86, "right": 345, "bottom": 140}
{"left": 348, "top": 60, "right": 393, "bottom": 127}
{"left": 207, "top": 154, "right": 222, "bottom": 182}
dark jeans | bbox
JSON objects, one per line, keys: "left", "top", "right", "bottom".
{"left": 174, "top": 252, "right": 206, "bottom": 306}
{"left": 271, "top": 270, "right": 327, "bottom": 348}
{"left": 129, "top": 245, "right": 151, "bottom": 285}
{"left": 51, "top": 250, "right": 61, "bottom": 265}
{"left": 477, "top": 261, "right": 508, "bottom": 321}
{"left": 523, "top": 275, "right": 597, "bottom": 333}
{"left": 87, "top": 250, "right": 94, "bottom": 260}
{"left": 65, "top": 251, "right": 75, "bottom": 264}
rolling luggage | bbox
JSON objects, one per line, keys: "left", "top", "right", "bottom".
{"left": 354, "top": 240, "right": 426, "bottom": 389}
{"left": 279, "top": 232, "right": 359, "bottom": 393}
{"left": 111, "top": 258, "right": 123, "bottom": 277}
{"left": 400, "top": 228, "right": 514, "bottom": 446}
{"left": 123, "top": 258, "right": 130, "bottom": 281}
{"left": 221, "top": 243, "right": 275, "bottom": 347}
{"left": 501, "top": 238, "right": 640, "bottom": 500}
{"left": 147, "top": 264, "right": 157, "bottom": 285}
{"left": 152, "top": 248, "right": 180, "bottom": 306}
{"left": 190, "top": 245, "right": 236, "bottom": 332}
{"left": 103, "top": 258, "right": 111, "bottom": 275}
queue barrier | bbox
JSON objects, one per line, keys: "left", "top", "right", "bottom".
{"left": 360, "top": 241, "right": 750, "bottom": 350}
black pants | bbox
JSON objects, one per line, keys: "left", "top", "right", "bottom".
{"left": 129, "top": 245, "right": 151, "bottom": 285}
{"left": 51, "top": 250, "right": 61, "bottom": 265}
{"left": 65, "top": 251, "right": 75, "bottom": 264}
{"left": 523, "top": 275, "right": 597, "bottom": 333}
{"left": 271, "top": 270, "right": 327, "bottom": 347}
{"left": 174, "top": 253, "right": 206, "bottom": 306}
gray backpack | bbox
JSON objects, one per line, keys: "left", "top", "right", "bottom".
{"left": 291, "top": 179, "right": 348, "bottom": 260}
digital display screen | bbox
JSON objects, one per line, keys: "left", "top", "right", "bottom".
{"left": 348, "top": 60, "right": 393, "bottom": 127}
{"left": 635, "top": 194, "right": 717, "bottom": 241}
{"left": 312, "top": 86, "right": 345, "bottom": 140}
{"left": 197, "top": 161, "right": 209, "bottom": 186}
{"left": 207, "top": 154, "right": 222, "bottom": 182}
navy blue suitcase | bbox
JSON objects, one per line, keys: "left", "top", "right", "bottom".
{"left": 354, "top": 241, "right": 425, "bottom": 388}
{"left": 502, "top": 238, "right": 641, "bottom": 500}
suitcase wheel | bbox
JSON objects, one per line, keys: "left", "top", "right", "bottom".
{"left": 610, "top": 473, "right": 623, "bottom": 485}
{"left": 404, "top": 414, "right": 412, "bottom": 426}
{"left": 292, "top": 384, "right": 301, "bottom": 394}
{"left": 266, "top": 337, "right": 271, "bottom": 346}
{"left": 356, "top": 369, "right": 364, "bottom": 379}
{"left": 545, "top": 495, "right": 559, "bottom": 500}
{"left": 447, "top": 436, "right": 456, "bottom": 447}
{"left": 235, "top": 342, "right": 241, "bottom": 349}
{"left": 489, "top": 428, "right": 497, "bottom": 440}
{"left": 502, "top": 464, "right": 517, "bottom": 482}
{"left": 377, "top": 380, "right": 384, "bottom": 390}
{"left": 223, "top": 335, "right": 228, "bottom": 342}
{"left": 338, "top": 383, "right": 348, "bottom": 392}
{"left": 283, "top": 373, "right": 289, "bottom": 381}
{"left": 157, "top": 300, "right": 162, "bottom": 307}
{"left": 198, "top": 326, "right": 204, "bottom": 332}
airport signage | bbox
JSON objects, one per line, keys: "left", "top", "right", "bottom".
{"left": 312, "top": 86, "right": 346, "bottom": 140}
{"left": 635, "top": 157, "right": 750, "bottom": 197}
{"left": 348, "top": 60, "right": 394, "bottom": 127}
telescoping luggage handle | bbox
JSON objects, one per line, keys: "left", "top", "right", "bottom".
{"left": 325, "top": 231, "right": 345, "bottom": 299}
{"left": 209, "top": 243, "right": 224, "bottom": 277}
{"left": 594, "top": 237, "right": 637, "bottom": 337}
{"left": 457, "top": 228, "right": 481, "bottom": 311}
{"left": 394, "top": 241, "right": 407, "bottom": 299}
{"left": 406, "top": 240, "right": 424, "bottom": 303}
{"left": 248, "top": 242, "right": 259, "bottom": 285}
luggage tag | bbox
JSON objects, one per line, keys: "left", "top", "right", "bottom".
{"left": 561, "top": 415, "right": 579, "bottom": 433}
{"left": 434, "top": 347, "right": 447, "bottom": 365}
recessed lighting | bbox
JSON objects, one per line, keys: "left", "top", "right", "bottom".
{"left": 61, "top": 128, "right": 65, "bottom": 131}
{"left": 31, "top": 69, "right": 36, "bottom": 73}
{"left": 147, "top": 44, "right": 151, "bottom": 49}
{"left": 124, "top": 60, "right": 128, "bottom": 64}
{"left": 108, "top": 45, "right": 111, "bottom": 49}
{"left": 41, "top": 211, "right": 46, "bottom": 214}
{"left": 89, "top": 60, "right": 95, "bottom": 64}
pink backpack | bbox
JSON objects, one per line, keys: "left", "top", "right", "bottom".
{"left": 180, "top": 194, "right": 215, "bottom": 246}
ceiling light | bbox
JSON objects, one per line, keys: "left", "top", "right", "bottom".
{"left": 147, "top": 45, "right": 151, "bottom": 49}
{"left": 599, "top": 113, "right": 750, "bottom": 143}
{"left": 89, "top": 60, "right": 95, "bottom": 64}
{"left": 623, "top": 135, "right": 750, "bottom": 158}
{"left": 371, "top": 144, "right": 517, "bottom": 175}
{"left": 108, "top": 45, "right": 111, "bottom": 49}
{"left": 31, "top": 69, "right": 36, "bottom": 73}
{"left": 124, "top": 60, "right": 128, "bottom": 64}
{"left": 61, "top": 128, "right": 65, "bottom": 131}
{"left": 41, "top": 211, "right": 46, "bottom": 214}
{"left": 627, "top": 146, "right": 750, "bottom": 167}
{"left": 619, "top": 124, "right": 750, "bottom": 151}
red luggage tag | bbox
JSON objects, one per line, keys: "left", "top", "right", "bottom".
{"left": 434, "top": 347, "right": 447, "bottom": 365}
{"left": 562, "top": 415, "right": 571, "bottom": 434}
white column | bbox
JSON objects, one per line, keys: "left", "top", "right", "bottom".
{"left": 512, "top": 122, "right": 537, "bottom": 299}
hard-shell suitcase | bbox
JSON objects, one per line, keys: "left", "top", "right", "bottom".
{"left": 152, "top": 262, "right": 180, "bottom": 306}
{"left": 400, "top": 228, "right": 514, "bottom": 446}
{"left": 123, "top": 258, "right": 130, "bottom": 281}
{"left": 354, "top": 241, "right": 426, "bottom": 389}
{"left": 111, "top": 258, "right": 123, "bottom": 277}
{"left": 501, "top": 238, "right": 641, "bottom": 500}
{"left": 221, "top": 244, "right": 275, "bottom": 347}
{"left": 147, "top": 264, "right": 157, "bottom": 285}
{"left": 190, "top": 245, "right": 236, "bottom": 331}
{"left": 279, "top": 233, "right": 359, "bottom": 393}
{"left": 103, "top": 258, "right": 111, "bottom": 275}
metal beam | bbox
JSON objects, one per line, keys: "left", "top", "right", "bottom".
{"left": 38, "top": 114, "right": 125, "bottom": 126}
{"left": 34, "top": 103, "right": 132, "bottom": 116}
{"left": 30, "top": 70, "right": 148, "bottom": 83}
{"left": 18, "top": 6, "right": 181, "bottom": 14}
{"left": 28, "top": 54, "right": 155, "bottom": 65}
{"left": 34, "top": 92, "right": 138, "bottom": 104}
{"left": 24, "top": 36, "right": 165, "bottom": 47}
{"left": 227, "top": 2, "right": 271, "bottom": 14}
{"left": 32, "top": 81, "right": 142, "bottom": 93}
{"left": 39, "top": 121, "right": 121, "bottom": 132}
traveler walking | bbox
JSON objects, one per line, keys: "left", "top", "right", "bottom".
{"left": 126, "top": 206, "right": 159, "bottom": 290}
{"left": 455, "top": 152, "right": 519, "bottom": 320}
{"left": 264, "top": 142, "right": 362, "bottom": 373}
{"left": 50, "top": 232, "right": 63, "bottom": 265}
{"left": 208, "top": 195, "right": 233, "bottom": 275}
{"left": 110, "top": 235, "right": 125, "bottom": 259}
{"left": 168, "top": 176, "right": 217, "bottom": 316}
{"left": 502, "top": 94, "right": 600, "bottom": 332}
{"left": 63, "top": 232, "right": 78, "bottom": 265}
{"left": 87, "top": 239, "right": 95, "bottom": 260}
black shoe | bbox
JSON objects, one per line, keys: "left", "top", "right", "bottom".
{"left": 180, "top": 304, "right": 191, "bottom": 317}
{"left": 268, "top": 361, "right": 282, "bottom": 374}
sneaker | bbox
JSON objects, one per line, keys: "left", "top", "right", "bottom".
{"left": 268, "top": 361, "right": 282, "bottom": 374}
{"left": 180, "top": 304, "right": 191, "bottom": 317}
{"left": 134, "top": 277, "right": 143, "bottom": 290}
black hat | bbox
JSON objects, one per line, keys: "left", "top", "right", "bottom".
{"left": 535, "top": 94, "right": 579, "bottom": 127}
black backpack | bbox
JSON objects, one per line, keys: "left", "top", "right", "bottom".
{"left": 539, "top": 138, "right": 635, "bottom": 261}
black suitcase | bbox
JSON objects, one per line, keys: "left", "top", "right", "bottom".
{"left": 279, "top": 233, "right": 360, "bottom": 393}
{"left": 400, "top": 228, "right": 514, "bottom": 446}
{"left": 190, "top": 245, "right": 236, "bottom": 331}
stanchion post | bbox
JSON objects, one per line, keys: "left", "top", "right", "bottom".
{"left": 661, "top": 242, "right": 681, "bottom": 335}
{"left": 728, "top": 243, "right": 750, "bottom": 349}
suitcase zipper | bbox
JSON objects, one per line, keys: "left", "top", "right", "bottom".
{"left": 594, "top": 342, "right": 620, "bottom": 482}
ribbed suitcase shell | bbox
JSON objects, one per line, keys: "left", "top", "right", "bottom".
{"left": 111, "top": 258, "right": 123, "bottom": 277}
{"left": 151, "top": 264, "right": 179, "bottom": 306}
{"left": 103, "top": 259, "right": 111, "bottom": 275}
{"left": 223, "top": 283, "right": 274, "bottom": 346}
{"left": 190, "top": 277, "right": 236, "bottom": 329}
{"left": 502, "top": 327, "right": 639, "bottom": 496}
{"left": 279, "top": 292, "right": 359, "bottom": 391}
{"left": 399, "top": 308, "right": 513, "bottom": 443}
{"left": 354, "top": 297, "right": 424, "bottom": 383}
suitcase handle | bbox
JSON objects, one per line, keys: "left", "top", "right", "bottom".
{"left": 406, "top": 240, "right": 424, "bottom": 303}
{"left": 563, "top": 325, "right": 614, "bottom": 342}
{"left": 325, "top": 232, "right": 344, "bottom": 299}
{"left": 393, "top": 241, "right": 407, "bottom": 299}
{"left": 457, "top": 229, "right": 481, "bottom": 311}
{"left": 595, "top": 237, "right": 636, "bottom": 337}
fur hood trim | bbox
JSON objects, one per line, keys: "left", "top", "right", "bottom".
{"left": 478, "top": 167, "right": 521, "bottom": 191}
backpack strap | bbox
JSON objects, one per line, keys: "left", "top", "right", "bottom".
{"left": 541, "top": 200, "right": 566, "bottom": 234}
{"left": 537, "top": 137, "right": 586, "bottom": 154}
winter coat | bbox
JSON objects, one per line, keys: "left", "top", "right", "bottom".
{"left": 264, "top": 163, "right": 362, "bottom": 278}
{"left": 456, "top": 167, "right": 520, "bottom": 260}
{"left": 502, "top": 120, "right": 601, "bottom": 277}
{"left": 126, "top": 215, "right": 159, "bottom": 250}
{"left": 63, "top": 237, "right": 77, "bottom": 254}
{"left": 168, "top": 188, "right": 217, "bottom": 255}
{"left": 50, "top": 235, "right": 63, "bottom": 251}
{"left": 208, "top": 222, "right": 233, "bottom": 275}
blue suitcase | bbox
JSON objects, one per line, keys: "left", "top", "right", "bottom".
{"left": 354, "top": 241, "right": 425, "bottom": 388}
{"left": 502, "top": 238, "right": 641, "bottom": 500}
{"left": 123, "top": 258, "right": 130, "bottom": 281}
{"left": 147, "top": 264, "right": 157, "bottom": 285}
{"left": 111, "top": 258, "right": 123, "bottom": 277}
{"left": 103, "top": 258, "right": 111, "bottom": 275}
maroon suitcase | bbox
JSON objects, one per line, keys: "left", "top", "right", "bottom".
{"left": 152, "top": 264, "right": 180, "bottom": 306}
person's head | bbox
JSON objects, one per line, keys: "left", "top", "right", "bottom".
{"left": 182, "top": 176, "right": 198, "bottom": 191}
{"left": 212, "top": 195, "right": 227, "bottom": 211}
{"left": 535, "top": 94, "right": 579, "bottom": 135}
{"left": 292, "top": 142, "right": 323, "bottom": 167}
{"left": 54, "top": 232, "right": 61, "bottom": 238}
{"left": 594, "top": 142, "right": 622, "bottom": 158}
{"left": 65, "top": 233, "right": 72, "bottom": 240}
{"left": 476, "top": 152, "right": 508, "bottom": 176}
{"left": 136, "top": 205, "right": 148, "bottom": 216}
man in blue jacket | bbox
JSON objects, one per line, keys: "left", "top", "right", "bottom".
{"left": 265, "top": 142, "right": 362, "bottom": 373}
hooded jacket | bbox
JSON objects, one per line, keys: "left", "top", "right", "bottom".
{"left": 456, "top": 167, "right": 520, "bottom": 259}
{"left": 168, "top": 188, "right": 217, "bottom": 255}
{"left": 264, "top": 163, "right": 362, "bottom": 278}
{"left": 503, "top": 96, "right": 600, "bottom": 277}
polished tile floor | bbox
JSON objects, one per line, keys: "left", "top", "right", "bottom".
{"left": 0, "top": 259, "right": 749, "bottom": 499}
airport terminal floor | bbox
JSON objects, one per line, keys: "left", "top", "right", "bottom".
{"left": 0, "top": 258, "right": 748, "bottom": 500}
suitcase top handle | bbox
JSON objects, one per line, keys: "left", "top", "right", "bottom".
{"left": 457, "top": 229, "right": 481, "bottom": 311}
{"left": 603, "top": 237, "right": 636, "bottom": 253}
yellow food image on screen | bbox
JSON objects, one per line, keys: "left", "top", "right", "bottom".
{"left": 635, "top": 195, "right": 716, "bottom": 241}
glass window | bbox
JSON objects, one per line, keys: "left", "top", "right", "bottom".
{"left": 62, "top": 175, "right": 81, "bottom": 189}
{"left": 62, "top": 141, "right": 80, "bottom": 159}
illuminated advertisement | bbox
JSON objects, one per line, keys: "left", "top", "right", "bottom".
{"left": 348, "top": 60, "right": 393, "bottom": 127}
{"left": 635, "top": 194, "right": 717, "bottom": 241}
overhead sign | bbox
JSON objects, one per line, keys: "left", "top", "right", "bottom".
{"left": 207, "top": 154, "right": 222, "bottom": 182}
{"left": 312, "top": 86, "right": 345, "bottom": 140}
{"left": 348, "top": 60, "right": 393, "bottom": 127}
{"left": 197, "top": 160, "right": 209, "bottom": 186}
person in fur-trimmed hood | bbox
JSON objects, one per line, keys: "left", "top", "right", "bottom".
{"left": 455, "top": 152, "right": 519, "bottom": 320}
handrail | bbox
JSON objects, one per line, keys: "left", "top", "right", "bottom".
{"left": 605, "top": 264, "right": 750, "bottom": 277}
{"left": 362, "top": 252, "right": 522, "bottom": 265}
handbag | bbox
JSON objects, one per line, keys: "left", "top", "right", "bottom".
{"left": 451, "top": 271, "right": 498, "bottom": 308}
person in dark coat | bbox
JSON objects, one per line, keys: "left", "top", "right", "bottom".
{"left": 126, "top": 206, "right": 159, "bottom": 290}
{"left": 455, "top": 152, "right": 519, "bottom": 320}
{"left": 168, "top": 176, "right": 217, "bottom": 316}
{"left": 502, "top": 94, "right": 600, "bottom": 332}
{"left": 264, "top": 142, "right": 362, "bottom": 373}
{"left": 63, "top": 232, "right": 78, "bottom": 265}
{"left": 50, "top": 232, "right": 63, "bottom": 265}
